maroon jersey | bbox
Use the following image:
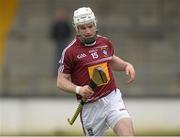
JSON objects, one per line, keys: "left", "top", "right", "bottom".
{"left": 59, "top": 35, "right": 117, "bottom": 102}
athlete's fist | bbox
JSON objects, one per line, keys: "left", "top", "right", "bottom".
{"left": 125, "top": 63, "right": 135, "bottom": 84}
{"left": 79, "top": 85, "right": 94, "bottom": 99}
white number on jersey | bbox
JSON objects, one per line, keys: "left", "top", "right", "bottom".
{"left": 91, "top": 52, "right": 99, "bottom": 59}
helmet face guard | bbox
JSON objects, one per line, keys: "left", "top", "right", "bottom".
{"left": 80, "top": 35, "right": 97, "bottom": 46}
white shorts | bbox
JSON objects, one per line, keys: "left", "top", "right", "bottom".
{"left": 80, "top": 89, "right": 131, "bottom": 136}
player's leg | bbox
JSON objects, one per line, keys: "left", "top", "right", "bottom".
{"left": 81, "top": 101, "right": 108, "bottom": 136}
{"left": 106, "top": 89, "right": 134, "bottom": 136}
{"left": 113, "top": 117, "right": 134, "bottom": 136}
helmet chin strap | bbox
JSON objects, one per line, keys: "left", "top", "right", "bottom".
{"left": 79, "top": 31, "right": 98, "bottom": 46}
{"left": 81, "top": 36, "right": 97, "bottom": 46}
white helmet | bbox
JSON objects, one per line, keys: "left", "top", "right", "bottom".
{"left": 73, "top": 7, "right": 97, "bottom": 31}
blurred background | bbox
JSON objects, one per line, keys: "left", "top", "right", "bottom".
{"left": 0, "top": 0, "right": 180, "bottom": 136}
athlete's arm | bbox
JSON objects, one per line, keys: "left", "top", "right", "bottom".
{"left": 110, "top": 55, "right": 135, "bottom": 84}
{"left": 57, "top": 72, "right": 94, "bottom": 98}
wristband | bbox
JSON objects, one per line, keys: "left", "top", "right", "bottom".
{"left": 75, "top": 86, "right": 81, "bottom": 95}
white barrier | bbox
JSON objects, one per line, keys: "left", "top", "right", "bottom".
{"left": 0, "top": 97, "right": 180, "bottom": 135}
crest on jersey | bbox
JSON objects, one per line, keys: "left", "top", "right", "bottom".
{"left": 102, "top": 49, "right": 107, "bottom": 55}
{"left": 88, "top": 62, "right": 110, "bottom": 84}
{"left": 102, "top": 48, "right": 108, "bottom": 57}
{"left": 86, "top": 127, "right": 94, "bottom": 136}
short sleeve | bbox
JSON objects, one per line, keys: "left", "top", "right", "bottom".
{"left": 58, "top": 49, "right": 74, "bottom": 74}
{"left": 107, "top": 39, "right": 114, "bottom": 56}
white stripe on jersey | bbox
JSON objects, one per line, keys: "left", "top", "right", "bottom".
{"left": 59, "top": 38, "right": 76, "bottom": 64}
{"left": 97, "top": 34, "right": 108, "bottom": 40}
{"left": 58, "top": 65, "right": 64, "bottom": 73}
{"left": 58, "top": 38, "right": 76, "bottom": 73}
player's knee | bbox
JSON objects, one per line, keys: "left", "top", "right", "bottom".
{"left": 113, "top": 118, "right": 134, "bottom": 136}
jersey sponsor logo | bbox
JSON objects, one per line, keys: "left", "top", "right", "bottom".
{"left": 77, "top": 53, "right": 87, "bottom": 59}
{"left": 88, "top": 48, "right": 98, "bottom": 53}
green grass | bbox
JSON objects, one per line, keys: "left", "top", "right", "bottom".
{"left": 2, "top": 129, "right": 180, "bottom": 136}
{"left": 54, "top": 129, "right": 180, "bottom": 136}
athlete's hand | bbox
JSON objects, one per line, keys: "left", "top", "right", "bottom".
{"left": 125, "top": 63, "right": 135, "bottom": 84}
{"left": 79, "top": 85, "right": 94, "bottom": 99}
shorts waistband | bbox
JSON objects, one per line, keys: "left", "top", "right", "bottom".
{"left": 84, "top": 88, "right": 119, "bottom": 104}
